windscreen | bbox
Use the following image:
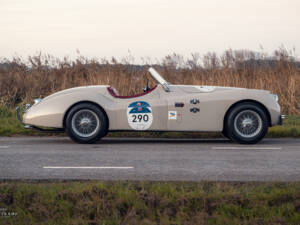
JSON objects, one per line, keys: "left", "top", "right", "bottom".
{"left": 148, "top": 68, "right": 169, "bottom": 85}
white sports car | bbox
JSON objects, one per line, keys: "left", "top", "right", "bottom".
{"left": 17, "top": 68, "right": 284, "bottom": 144}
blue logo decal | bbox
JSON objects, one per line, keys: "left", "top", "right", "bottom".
{"left": 128, "top": 101, "right": 150, "bottom": 108}
{"left": 129, "top": 107, "right": 152, "bottom": 114}
{"left": 128, "top": 101, "right": 152, "bottom": 114}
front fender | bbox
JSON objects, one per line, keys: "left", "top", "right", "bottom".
{"left": 219, "top": 90, "right": 281, "bottom": 128}
{"left": 23, "top": 91, "right": 114, "bottom": 128}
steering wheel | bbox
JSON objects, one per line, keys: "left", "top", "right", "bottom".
{"left": 143, "top": 79, "right": 150, "bottom": 92}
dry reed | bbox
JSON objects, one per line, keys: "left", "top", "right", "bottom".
{"left": 0, "top": 48, "right": 299, "bottom": 115}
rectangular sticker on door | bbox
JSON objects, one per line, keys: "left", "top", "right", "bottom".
{"left": 168, "top": 111, "right": 177, "bottom": 120}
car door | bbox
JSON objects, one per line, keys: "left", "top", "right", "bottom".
{"left": 162, "top": 85, "right": 212, "bottom": 131}
{"left": 165, "top": 86, "right": 222, "bottom": 131}
{"left": 111, "top": 85, "right": 168, "bottom": 131}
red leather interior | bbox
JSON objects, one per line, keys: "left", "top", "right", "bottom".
{"left": 107, "top": 85, "right": 157, "bottom": 99}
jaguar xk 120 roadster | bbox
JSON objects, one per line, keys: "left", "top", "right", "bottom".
{"left": 17, "top": 68, "right": 284, "bottom": 144}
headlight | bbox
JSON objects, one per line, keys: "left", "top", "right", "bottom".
{"left": 24, "top": 104, "right": 31, "bottom": 112}
{"left": 33, "top": 98, "right": 42, "bottom": 105}
{"left": 272, "top": 94, "right": 279, "bottom": 102}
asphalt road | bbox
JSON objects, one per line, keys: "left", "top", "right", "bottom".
{"left": 0, "top": 137, "right": 300, "bottom": 181}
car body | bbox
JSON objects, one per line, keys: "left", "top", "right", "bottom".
{"left": 17, "top": 68, "right": 284, "bottom": 144}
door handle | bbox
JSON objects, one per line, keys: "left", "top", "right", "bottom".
{"left": 190, "top": 99, "right": 200, "bottom": 104}
{"left": 190, "top": 108, "right": 200, "bottom": 113}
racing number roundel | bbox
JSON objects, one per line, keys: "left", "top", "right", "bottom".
{"left": 127, "top": 101, "right": 153, "bottom": 130}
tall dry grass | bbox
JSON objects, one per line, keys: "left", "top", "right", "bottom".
{"left": 0, "top": 48, "right": 299, "bottom": 114}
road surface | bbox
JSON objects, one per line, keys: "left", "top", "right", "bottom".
{"left": 0, "top": 137, "right": 299, "bottom": 181}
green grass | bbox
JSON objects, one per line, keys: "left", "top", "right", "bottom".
{"left": 1, "top": 107, "right": 300, "bottom": 138}
{"left": 0, "top": 107, "right": 44, "bottom": 136}
{"left": 268, "top": 115, "right": 300, "bottom": 137}
{"left": 0, "top": 181, "right": 299, "bottom": 225}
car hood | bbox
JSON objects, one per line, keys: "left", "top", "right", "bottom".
{"left": 175, "top": 85, "right": 270, "bottom": 94}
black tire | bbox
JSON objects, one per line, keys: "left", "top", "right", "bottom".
{"left": 221, "top": 129, "right": 231, "bottom": 140}
{"left": 225, "top": 102, "right": 269, "bottom": 144}
{"left": 65, "top": 103, "right": 108, "bottom": 144}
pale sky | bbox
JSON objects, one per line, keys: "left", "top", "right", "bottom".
{"left": 1, "top": 0, "right": 299, "bottom": 62}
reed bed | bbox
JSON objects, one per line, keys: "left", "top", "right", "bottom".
{"left": 0, "top": 48, "right": 299, "bottom": 115}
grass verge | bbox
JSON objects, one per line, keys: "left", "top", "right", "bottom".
{"left": 1, "top": 107, "right": 300, "bottom": 138}
{"left": 0, "top": 181, "right": 299, "bottom": 225}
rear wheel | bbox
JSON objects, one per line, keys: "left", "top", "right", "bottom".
{"left": 66, "top": 103, "right": 108, "bottom": 144}
{"left": 225, "top": 103, "right": 269, "bottom": 144}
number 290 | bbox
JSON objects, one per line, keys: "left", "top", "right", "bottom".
{"left": 132, "top": 114, "right": 149, "bottom": 123}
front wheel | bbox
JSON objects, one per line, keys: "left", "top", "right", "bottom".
{"left": 66, "top": 103, "right": 108, "bottom": 144}
{"left": 225, "top": 103, "right": 269, "bottom": 144}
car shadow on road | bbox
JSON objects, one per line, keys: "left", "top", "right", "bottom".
{"left": 98, "top": 138, "right": 233, "bottom": 144}
{"left": 8, "top": 137, "right": 290, "bottom": 145}
{"left": 12, "top": 137, "right": 233, "bottom": 145}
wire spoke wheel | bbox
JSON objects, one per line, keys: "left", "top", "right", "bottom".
{"left": 71, "top": 109, "right": 100, "bottom": 138}
{"left": 234, "top": 110, "right": 262, "bottom": 138}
